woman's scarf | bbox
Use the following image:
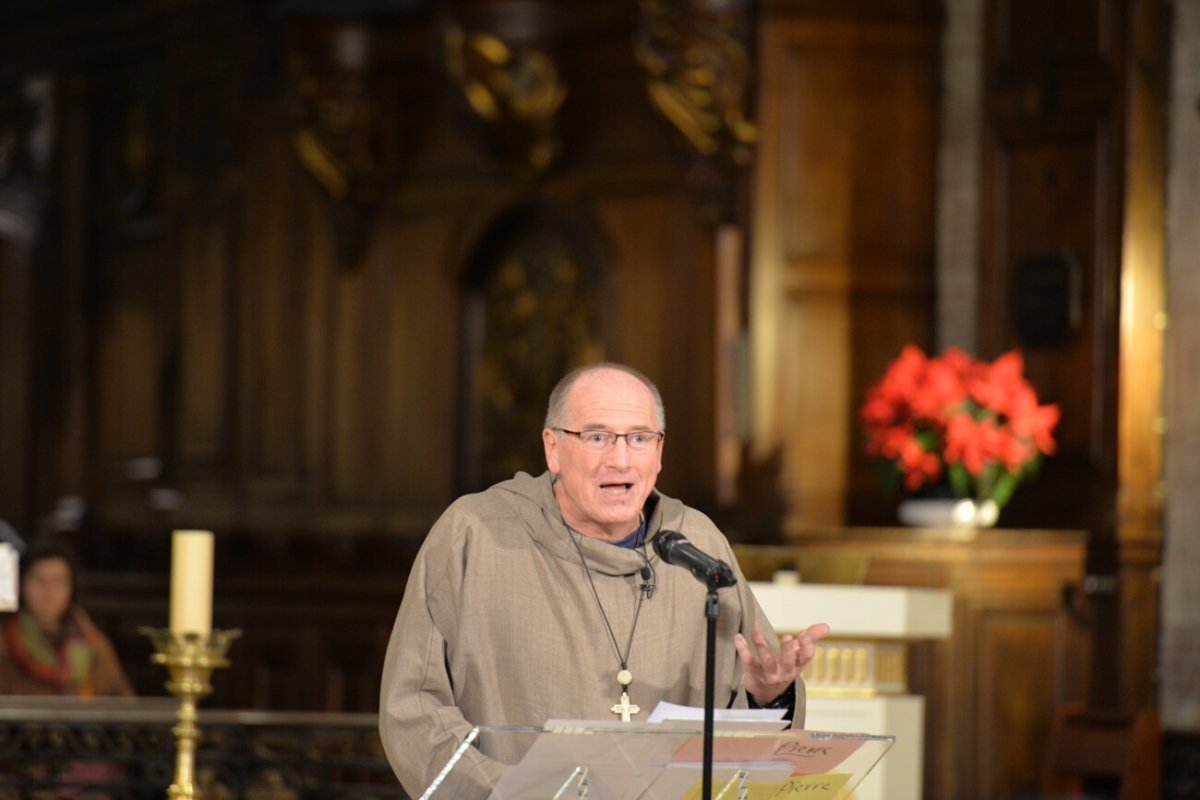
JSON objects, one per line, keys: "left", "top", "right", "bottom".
{"left": 2, "top": 606, "right": 102, "bottom": 695}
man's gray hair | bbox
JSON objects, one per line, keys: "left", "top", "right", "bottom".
{"left": 544, "top": 362, "right": 666, "bottom": 432}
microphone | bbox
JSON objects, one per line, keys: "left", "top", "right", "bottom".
{"left": 639, "top": 565, "right": 656, "bottom": 599}
{"left": 652, "top": 531, "right": 737, "bottom": 588}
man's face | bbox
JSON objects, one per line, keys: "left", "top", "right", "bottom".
{"left": 22, "top": 557, "right": 73, "bottom": 631}
{"left": 543, "top": 369, "right": 664, "bottom": 541}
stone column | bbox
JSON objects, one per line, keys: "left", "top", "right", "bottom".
{"left": 935, "top": 0, "right": 983, "bottom": 353}
{"left": 1162, "top": 0, "right": 1200, "bottom": 731}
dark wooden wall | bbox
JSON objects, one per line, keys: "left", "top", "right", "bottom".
{"left": 0, "top": 0, "right": 725, "bottom": 555}
{"left": 976, "top": 0, "right": 1165, "bottom": 713}
{"left": 0, "top": 0, "right": 783, "bottom": 725}
{"left": 978, "top": 0, "right": 1124, "bottom": 536}
{"left": 0, "top": 0, "right": 731, "bottom": 707}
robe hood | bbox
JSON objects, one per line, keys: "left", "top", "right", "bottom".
{"left": 490, "top": 470, "right": 687, "bottom": 578}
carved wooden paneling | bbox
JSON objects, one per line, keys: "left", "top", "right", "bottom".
{"left": 322, "top": 624, "right": 394, "bottom": 714}
{"left": 0, "top": 240, "right": 32, "bottom": 527}
{"left": 236, "top": 626, "right": 319, "bottom": 711}
{"left": 177, "top": 224, "right": 234, "bottom": 471}
{"left": 973, "top": 602, "right": 1061, "bottom": 796}
{"left": 217, "top": 577, "right": 405, "bottom": 712}
{"left": 85, "top": 59, "right": 169, "bottom": 502}
{"left": 736, "top": 527, "right": 1087, "bottom": 800}
{"left": 750, "top": 5, "right": 939, "bottom": 531}
{"left": 92, "top": 246, "right": 168, "bottom": 467}
{"left": 89, "top": 570, "right": 405, "bottom": 713}
{"left": 0, "top": 0, "right": 728, "bottom": 556}
{"left": 979, "top": 0, "right": 1123, "bottom": 534}
{"left": 165, "top": 21, "right": 249, "bottom": 484}
{"left": 980, "top": 0, "right": 1166, "bottom": 713}
{"left": 990, "top": 0, "right": 1117, "bottom": 66}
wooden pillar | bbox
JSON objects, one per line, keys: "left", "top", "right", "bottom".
{"left": 1116, "top": 0, "right": 1168, "bottom": 711}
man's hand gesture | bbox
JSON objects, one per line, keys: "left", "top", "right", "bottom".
{"left": 734, "top": 623, "right": 831, "bottom": 705}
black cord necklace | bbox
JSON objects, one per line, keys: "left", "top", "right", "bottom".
{"left": 564, "top": 520, "right": 649, "bottom": 722}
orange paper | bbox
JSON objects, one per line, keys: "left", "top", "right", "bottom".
{"left": 671, "top": 735, "right": 865, "bottom": 775}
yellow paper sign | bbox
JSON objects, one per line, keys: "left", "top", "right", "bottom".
{"left": 770, "top": 773, "right": 853, "bottom": 798}
{"left": 679, "top": 772, "right": 853, "bottom": 800}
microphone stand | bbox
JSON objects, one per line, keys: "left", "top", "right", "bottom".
{"left": 702, "top": 576, "right": 721, "bottom": 800}
{"left": 652, "top": 531, "right": 737, "bottom": 800}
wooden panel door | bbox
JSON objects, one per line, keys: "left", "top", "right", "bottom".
{"left": 750, "top": 3, "right": 940, "bottom": 532}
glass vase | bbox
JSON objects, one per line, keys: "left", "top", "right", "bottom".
{"left": 897, "top": 497, "right": 999, "bottom": 528}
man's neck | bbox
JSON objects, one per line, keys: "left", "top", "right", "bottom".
{"left": 561, "top": 514, "right": 639, "bottom": 543}
{"left": 553, "top": 484, "right": 642, "bottom": 543}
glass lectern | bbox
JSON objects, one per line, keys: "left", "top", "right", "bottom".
{"left": 419, "top": 722, "right": 895, "bottom": 800}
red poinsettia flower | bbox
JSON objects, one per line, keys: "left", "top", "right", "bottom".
{"left": 861, "top": 345, "right": 1060, "bottom": 509}
{"left": 1007, "top": 383, "right": 1061, "bottom": 455}
{"left": 897, "top": 434, "right": 943, "bottom": 490}
{"left": 943, "top": 414, "right": 990, "bottom": 477}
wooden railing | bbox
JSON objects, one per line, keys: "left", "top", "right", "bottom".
{"left": 0, "top": 697, "right": 406, "bottom": 800}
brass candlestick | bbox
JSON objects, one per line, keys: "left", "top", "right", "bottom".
{"left": 140, "top": 627, "right": 241, "bottom": 799}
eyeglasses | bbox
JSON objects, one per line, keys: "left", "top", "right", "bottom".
{"left": 553, "top": 428, "right": 664, "bottom": 452}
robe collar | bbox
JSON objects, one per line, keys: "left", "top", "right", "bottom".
{"left": 498, "top": 471, "right": 682, "bottom": 577}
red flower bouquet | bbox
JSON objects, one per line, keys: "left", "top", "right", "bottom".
{"left": 860, "top": 345, "right": 1060, "bottom": 509}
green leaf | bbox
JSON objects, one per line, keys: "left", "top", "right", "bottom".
{"left": 977, "top": 462, "right": 1002, "bottom": 501}
{"left": 947, "top": 462, "right": 972, "bottom": 498}
{"left": 991, "top": 471, "right": 1018, "bottom": 508}
{"left": 914, "top": 429, "right": 941, "bottom": 451}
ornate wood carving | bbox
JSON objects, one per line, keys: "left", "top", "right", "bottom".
{"left": 458, "top": 205, "right": 605, "bottom": 492}
{"left": 439, "top": 20, "right": 568, "bottom": 178}
{"left": 287, "top": 21, "right": 396, "bottom": 268}
{"left": 634, "top": 0, "right": 758, "bottom": 225}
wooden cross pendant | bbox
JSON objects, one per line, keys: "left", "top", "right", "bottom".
{"left": 611, "top": 690, "right": 640, "bottom": 722}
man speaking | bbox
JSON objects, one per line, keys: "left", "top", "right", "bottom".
{"left": 379, "top": 362, "right": 829, "bottom": 797}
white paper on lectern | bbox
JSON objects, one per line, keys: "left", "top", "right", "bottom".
{"left": 646, "top": 701, "right": 788, "bottom": 727}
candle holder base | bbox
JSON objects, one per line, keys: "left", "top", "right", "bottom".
{"left": 140, "top": 627, "right": 240, "bottom": 800}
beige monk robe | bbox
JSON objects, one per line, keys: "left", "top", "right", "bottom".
{"left": 379, "top": 471, "right": 804, "bottom": 799}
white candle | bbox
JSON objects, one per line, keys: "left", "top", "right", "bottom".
{"left": 169, "top": 530, "right": 214, "bottom": 636}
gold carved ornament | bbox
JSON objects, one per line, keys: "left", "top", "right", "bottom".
{"left": 441, "top": 22, "right": 568, "bottom": 176}
{"left": 287, "top": 25, "right": 388, "bottom": 268}
{"left": 634, "top": 0, "right": 758, "bottom": 225}
{"left": 634, "top": 0, "right": 758, "bottom": 167}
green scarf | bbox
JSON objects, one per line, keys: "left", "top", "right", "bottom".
{"left": 4, "top": 608, "right": 97, "bottom": 694}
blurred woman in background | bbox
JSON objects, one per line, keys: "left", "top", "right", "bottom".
{"left": 0, "top": 536, "right": 133, "bottom": 696}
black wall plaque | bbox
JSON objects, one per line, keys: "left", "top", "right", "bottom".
{"left": 1012, "top": 252, "right": 1081, "bottom": 347}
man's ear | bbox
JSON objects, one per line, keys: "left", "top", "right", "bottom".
{"left": 543, "top": 428, "right": 560, "bottom": 473}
